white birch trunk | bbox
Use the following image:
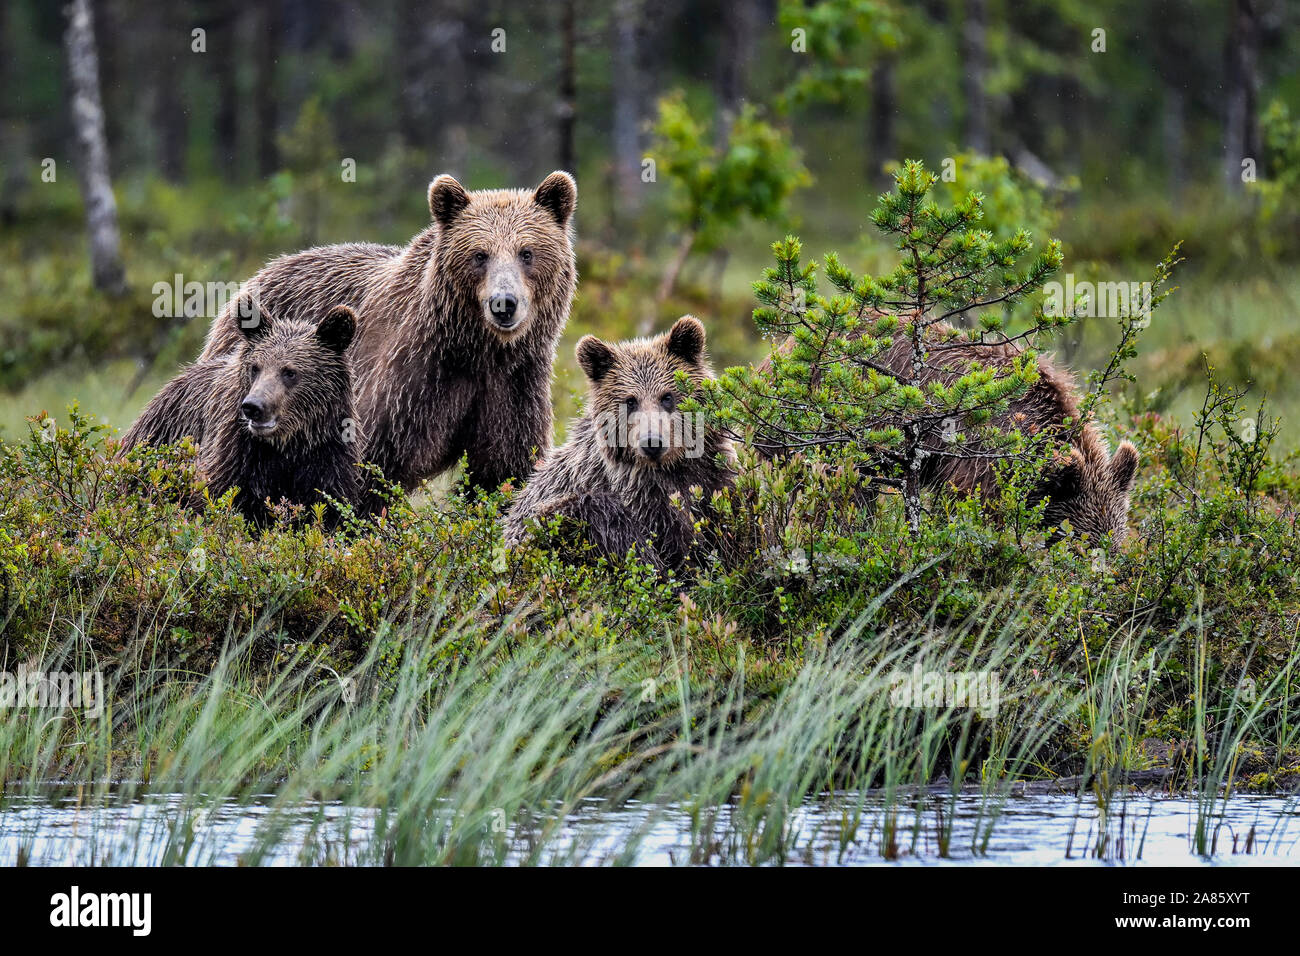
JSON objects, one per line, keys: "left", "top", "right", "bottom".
{"left": 63, "top": 0, "right": 125, "bottom": 295}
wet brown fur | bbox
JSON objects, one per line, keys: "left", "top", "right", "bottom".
{"left": 134, "top": 306, "right": 364, "bottom": 527}
{"left": 504, "top": 317, "right": 737, "bottom": 573}
{"left": 179, "top": 171, "right": 578, "bottom": 494}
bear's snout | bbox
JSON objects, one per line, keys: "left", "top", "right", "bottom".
{"left": 639, "top": 438, "right": 666, "bottom": 461}
{"left": 630, "top": 410, "right": 683, "bottom": 465}
{"left": 240, "top": 395, "right": 280, "bottom": 435}
{"left": 241, "top": 398, "right": 266, "bottom": 422}
{"left": 482, "top": 258, "right": 531, "bottom": 336}
{"left": 488, "top": 292, "right": 519, "bottom": 326}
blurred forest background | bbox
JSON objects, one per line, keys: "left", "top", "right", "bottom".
{"left": 1, "top": 0, "right": 1299, "bottom": 445}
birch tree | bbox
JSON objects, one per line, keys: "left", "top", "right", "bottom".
{"left": 63, "top": 0, "right": 125, "bottom": 296}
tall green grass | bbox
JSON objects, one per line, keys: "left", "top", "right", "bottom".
{"left": 5, "top": 583, "right": 1296, "bottom": 866}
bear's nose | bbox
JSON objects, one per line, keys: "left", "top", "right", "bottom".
{"left": 489, "top": 293, "right": 518, "bottom": 322}
{"left": 639, "top": 440, "right": 665, "bottom": 461}
{"left": 241, "top": 399, "right": 266, "bottom": 423}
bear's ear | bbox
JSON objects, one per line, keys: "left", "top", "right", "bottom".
{"left": 576, "top": 335, "right": 616, "bottom": 384}
{"left": 239, "top": 300, "right": 271, "bottom": 342}
{"left": 428, "top": 174, "right": 470, "bottom": 227}
{"left": 1111, "top": 441, "right": 1139, "bottom": 493}
{"left": 316, "top": 306, "right": 357, "bottom": 354}
{"left": 1040, "top": 448, "right": 1085, "bottom": 502}
{"left": 533, "top": 171, "right": 577, "bottom": 228}
{"left": 666, "top": 315, "right": 706, "bottom": 366}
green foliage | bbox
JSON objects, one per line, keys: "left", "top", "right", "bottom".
{"left": 1077, "top": 243, "right": 1183, "bottom": 419}
{"left": 651, "top": 91, "right": 811, "bottom": 253}
{"left": 776, "top": 0, "right": 900, "bottom": 109}
{"left": 1, "top": 249, "right": 1299, "bottom": 864}
{"left": 2, "top": 2, "right": 1300, "bottom": 857}
{"left": 0, "top": 138, "right": 436, "bottom": 411}
{"left": 930, "top": 151, "right": 1070, "bottom": 243}
{"left": 276, "top": 97, "right": 341, "bottom": 246}
{"left": 0, "top": 242, "right": 161, "bottom": 390}
{"left": 2, "top": 386, "right": 1298, "bottom": 860}
{"left": 1251, "top": 99, "right": 1300, "bottom": 254}
{"left": 698, "top": 159, "right": 1068, "bottom": 533}
{"left": 1258, "top": 99, "right": 1300, "bottom": 199}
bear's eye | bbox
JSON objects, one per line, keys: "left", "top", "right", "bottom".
{"left": 659, "top": 393, "right": 677, "bottom": 412}
{"left": 281, "top": 368, "right": 297, "bottom": 385}
{"left": 623, "top": 396, "right": 638, "bottom": 413}
{"left": 471, "top": 251, "right": 489, "bottom": 267}
{"left": 519, "top": 248, "right": 533, "bottom": 265}
{"left": 249, "top": 365, "right": 261, "bottom": 378}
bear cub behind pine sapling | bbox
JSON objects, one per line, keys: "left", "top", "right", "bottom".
{"left": 871, "top": 326, "right": 1140, "bottom": 546}
{"left": 199, "top": 304, "right": 364, "bottom": 527}
{"left": 504, "top": 316, "right": 736, "bottom": 574}
{"left": 758, "top": 320, "right": 1141, "bottom": 547}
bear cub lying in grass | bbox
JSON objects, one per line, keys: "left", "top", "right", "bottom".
{"left": 504, "top": 316, "right": 736, "bottom": 574}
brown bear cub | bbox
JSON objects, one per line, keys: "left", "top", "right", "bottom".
{"left": 193, "top": 171, "right": 578, "bottom": 495}
{"left": 873, "top": 327, "right": 1139, "bottom": 544}
{"left": 759, "top": 321, "right": 1139, "bottom": 544}
{"left": 145, "top": 305, "right": 362, "bottom": 527}
{"left": 504, "top": 316, "right": 736, "bottom": 574}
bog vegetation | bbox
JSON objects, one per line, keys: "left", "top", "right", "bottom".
{"left": 3, "top": 165, "right": 1299, "bottom": 867}
{"left": 2, "top": 0, "right": 1300, "bottom": 863}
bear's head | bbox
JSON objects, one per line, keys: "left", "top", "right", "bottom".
{"left": 1035, "top": 440, "right": 1139, "bottom": 547}
{"left": 236, "top": 305, "right": 357, "bottom": 446}
{"left": 576, "top": 316, "right": 712, "bottom": 470}
{"left": 427, "top": 170, "right": 577, "bottom": 343}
